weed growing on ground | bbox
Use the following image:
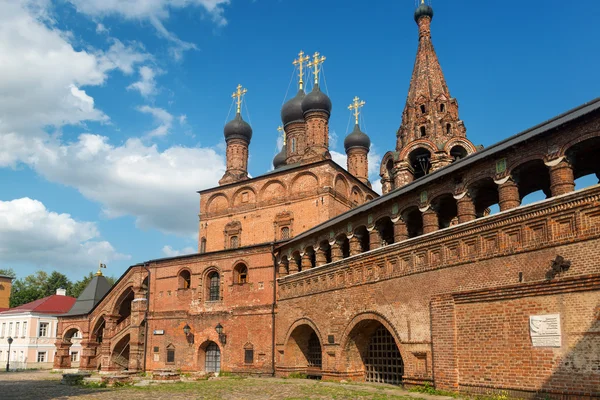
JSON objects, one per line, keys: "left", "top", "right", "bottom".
{"left": 409, "top": 383, "right": 458, "bottom": 397}
{"left": 286, "top": 372, "right": 308, "bottom": 379}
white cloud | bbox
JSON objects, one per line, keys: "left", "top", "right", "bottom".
{"left": 128, "top": 66, "right": 160, "bottom": 97}
{"left": 330, "top": 145, "right": 382, "bottom": 192}
{"left": 96, "top": 23, "right": 108, "bottom": 34}
{"left": 162, "top": 245, "right": 196, "bottom": 257}
{"left": 0, "top": 198, "right": 129, "bottom": 270}
{"left": 100, "top": 39, "right": 149, "bottom": 75}
{"left": 67, "top": 0, "right": 230, "bottom": 59}
{"left": 137, "top": 105, "right": 175, "bottom": 137}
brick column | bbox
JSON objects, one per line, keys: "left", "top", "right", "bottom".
{"left": 301, "top": 253, "right": 312, "bottom": 270}
{"left": 497, "top": 177, "right": 520, "bottom": 211}
{"left": 278, "top": 261, "right": 288, "bottom": 276}
{"left": 393, "top": 218, "right": 409, "bottom": 242}
{"left": 547, "top": 158, "right": 575, "bottom": 197}
{"left": 315, "top": 248, "right": 327, "bottom": 267}
{"left": 422, "top": 208, "right": 439, "bottom": 234}
{"left": 455, "top": 193, "right": 476, "bottom": 223}
{"left": 289, "top": 257, "right": 299, "bottom": 274}
{"left": 53, "top": 341, "right": 72, "bottom": 369}
{"left": 331, "top": 242, "right": 343, "bottom": 262}
{"left": 369, "top": 229, "right": 381, "bottom": 250}
{"left": 349, "top": 236, "right": 361, "bottom": 256}
{"left": 79, "top": 340, "right": 100, "bottom": 370}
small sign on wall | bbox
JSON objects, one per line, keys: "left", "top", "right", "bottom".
{"left": 530, "top": 314, "right": 561, "bottom": 347}
{"left": 153, "top": 329, "right": 165, "bottom": 335}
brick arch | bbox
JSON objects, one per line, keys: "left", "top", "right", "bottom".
{"left": 259, "top": 179, "right": 287, "bottom": 203}
{"left": 334, "top": 174, "right": 350, "bottom": 198}
{"left": 283, "top": 317, "right": 325, "bottom": 349}
{"left": 379, "top": 151, "right": 396, "bottom": 177}
{"left": 397, "top": 139, "right": 438, "bottom": 162}
{"left": 290, "top": 172, "right": 319, "bottom": 196}
{"left": 108, "top": 283, "right": 135, "bottom": 316}
{"left": 206, "top": 193, "right": 229, "bottom": 215}
{"left": 61, "top": 324, "right": 84, "bottom": 341}
{"left": 230, "top": 186, "right": 257, "bottom": 208}
{"left": 506, "top": 154, "right": 547, "bottom": 176}
{"left": 351, "top": 186, "right": 363, "bottom": 204}
{"left": 443, "top": 137, "right": 477, "bottom": 155}
{"left": 558, "top": 129, "right": 600, "bottom": 157}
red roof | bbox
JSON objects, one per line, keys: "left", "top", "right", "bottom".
{"left": 1, "top": 295, "right": 76, "bottom": 315}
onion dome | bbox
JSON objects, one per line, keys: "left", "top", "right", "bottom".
{"left": 281, "top": 90, "right": 306, "bottom": 126}
{"left": 301, "top": 84, "right": 332, "bottom": 115}
{"left": 273, "top": 145, "right": 287, "bottom": 169}
{"left": 344, "top": 124, "right": 371, "bottom": 152}
{"left": 224, "top": 113, "right": 252, "bottom": 142}
{"left": 414, "top": 2, "right": 434, "bottom": 22}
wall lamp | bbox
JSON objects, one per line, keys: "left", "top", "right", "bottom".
{"left": 215, "top": 323, "right": 227, "bottom": 345}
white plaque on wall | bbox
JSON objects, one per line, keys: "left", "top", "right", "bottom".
{"left": 530, "top": 314, "right": 561, "bottom": 347}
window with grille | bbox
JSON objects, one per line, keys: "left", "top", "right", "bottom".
{"left": 307, "top": 332, "right": 322, "bottom": 368}
{"left": 38, "top": 322, "right": 49, "bottom": 337}
{"left": 230, "top": 235, "right": 239, "bottom": 249}
{"left": 71, "top": 352, "right": 79, "bottom": 362}
{"left": 244, "top": 348, "right": 254, "bottom": 364}
{"left": 166, "top": 345, "right": 175, "bottom": 364}
{"left": 365, "top": 325, "right": 404, "bottom": 385}
{"left": 281, "top": 227, "right": 290, "bottom": 240}
{"left": 37, "top": 352, "right": 46, "bottom": 363}
{"left": 205, "top": 342, "right": 220, "bottom": 372}
{"left": 208, "top": 272, "right": 220, "bottom": 301}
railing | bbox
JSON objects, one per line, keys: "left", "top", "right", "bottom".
{"left": 112, "top": 316, "right": 131, "bottom": 336}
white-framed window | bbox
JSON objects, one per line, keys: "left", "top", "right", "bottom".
{"left": 38, "top": 322, "right": 49, "bottom": 337}
{"left": 37, "top": 351, "right": 46, "bottom": 363}
{"left": 19, "top": 351, "right": 24, "bottom": 361}
{"left": 22, "top": 322, "right": 27, "bottom": 338}
{"left": 0, "top": 351, "right": 3, "bottom": 361}
{"left": 15, "top": 322, "right": 19, "bottom": 337}
{"left": 70, "top": 352, "right": 79, "bottom": 362}
{"left": 0, "top": 323, "right": 5, "bottom": 337}
{"left": 8, "top": 322, "right": 13, "bottom": 337}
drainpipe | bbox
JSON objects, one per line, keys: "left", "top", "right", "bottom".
{"left": 271, "top": 243, "right": 277, "bottom": 377}
{"left": 142, "top": 262, "right": 150, "bottom": 372}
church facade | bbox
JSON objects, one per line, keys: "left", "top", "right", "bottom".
{"left": 56, "top": 3, "right": 600, "bottom": 398}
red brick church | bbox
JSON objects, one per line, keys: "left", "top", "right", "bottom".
{"left": 56, "top": 3, "right": 600, "bottom": 398}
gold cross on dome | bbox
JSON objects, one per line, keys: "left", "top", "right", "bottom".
{"left": 277, "top": 125, "right": 286, "bottom": 145}
{"left": 231, "top": 84, "right": 248, "bottom": 114}
{"left": 348, "top": 96, "right": 366, "bottom": 125}
{"left": 292, "top": 50, "right": 310, "bottom": 91}
{"left": 307, "top": 52, "right": 326, "bottom": 85}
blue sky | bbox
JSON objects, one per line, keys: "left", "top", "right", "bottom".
{"left": 1, "top": 0, "right": 599, "bottom": 280}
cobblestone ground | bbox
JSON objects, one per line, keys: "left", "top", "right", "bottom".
{"left": 0, "top": 370, "right": 458, "bottom": 400}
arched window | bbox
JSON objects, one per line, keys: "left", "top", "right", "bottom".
{"left": 446, "top": 123, "right": 451, "bottom": 134}
{"left": 200, "top": 237, "right": 207, "bottom": 253}
{"left": 178, "top": 270, "right": 191, "bottom": 289}
{"left": 234, "top": 263, "right": 248, "bottom": 284}
{"left": 166, "top": 344, "right": 175, "bottom": 364}
{"left": 230, "top": 235, "right": 239, "bottom": 249}
{"left": 281, "top": 227, "right": 290, "bottom": 240}
{"left": 291, "top": 138, "right": 296, "bottom": 153}
{"left": 244, "top": 343, "right": 254, "bottom": 364}
{"left": 420, "top": 104, "right": 426, "bottom": 114}
{"left": 420, "top": 126, "right": 427, "bottom": 137}
{"left": 207, "top": 271, "right": 220, "bottom": 301}
{"left": 440, "top": 103, "right": 445, "bottom": 112}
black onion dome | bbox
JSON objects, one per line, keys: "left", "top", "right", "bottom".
{"left": 344, "top": 124, "right": 371, "bottom": 152}
{"left": 414, "top": 3, "right": 433, "bottom": 22}
{"left": 273, "top": 145, "right": 287, "bottom": 169}
{"left": 224, "top": 113, "right": 252, "bottom": 142}
{"left": 281, "top": 90, "right": 306, "bottom": 126}
{"left": 301, "top": 84, "right": 332, "bottom": 115}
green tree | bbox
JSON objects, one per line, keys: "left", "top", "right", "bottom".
{"left": 44, "top": 271, "right": 72, "bottom": 297}
{"left": 71, "top": 272, "right": 116, "bottom": 299}
{"left": 0, "top": 268, "right": 16, "bottom": 278}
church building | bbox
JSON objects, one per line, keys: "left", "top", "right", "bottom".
{"left": 56, "top": 3, "right": 600, "bottom": 398}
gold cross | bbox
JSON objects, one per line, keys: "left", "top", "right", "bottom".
{"left": 231, "top": 84, "right": 248, "bottom": 114}
{"left": 348, "top": 96, "right": 366, "bottom": 125}
{"left": 292, "top": 50, "right": 310, "bottom": 91}
{"left": 307, "top": 52, "right": 326, "bottom": 85}
{"left": 277, "top": 125, "right": 286, "bottom": 145}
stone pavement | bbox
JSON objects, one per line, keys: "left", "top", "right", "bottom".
{"left": 0, "top": 370, "right": 459, "bottom": 400}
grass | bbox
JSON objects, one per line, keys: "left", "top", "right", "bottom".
{"left": 410, "top": 383, "right": 458, "bottom": 397}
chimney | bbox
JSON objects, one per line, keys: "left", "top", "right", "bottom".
{"left": 56, "top": 288, "right": 66, "bottom": 296}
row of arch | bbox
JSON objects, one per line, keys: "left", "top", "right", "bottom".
{"left": 280, "top": 136, "right": 600, "bottom": 273}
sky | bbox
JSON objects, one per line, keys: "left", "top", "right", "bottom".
{"left": 1, "top": 0, "right": 599, "bottom": 281}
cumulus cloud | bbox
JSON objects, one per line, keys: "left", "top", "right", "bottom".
{"left": 67, "top": 0, "right": 230, "bottom": 59}
{"left": 137, "top": 105, "right": 175, "bottom": 137}
{"left": 162, "top": 245, "right": 196, "bottom": 257}
{"left": 128, "top": 66, "right": 160, "bottom": 97}
{"left": 0, "top": 198, "right": 129, "bottom": 270}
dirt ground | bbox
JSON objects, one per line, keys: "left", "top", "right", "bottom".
{"left": 0, "top": 370, "right": 459, "bottom": 400}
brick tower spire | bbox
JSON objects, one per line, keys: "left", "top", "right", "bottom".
{"left": 380, "top": 1, "right": 476, "bottom": 194}
{"left": 344, "top": 96, "right": 371, "bottom": 187}
{"left": 220, "top": 84, "right": 252, "bottom": 186}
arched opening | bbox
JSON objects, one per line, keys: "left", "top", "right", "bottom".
{"left": 319, "top": 240, "right": 332, "bottom": 264}
{"left": 115, "top": 288, "right": 134, "bottom": 324}
{"left": 566, "top": 137, "right": 600, "bottom": 190}
{"left": 375, "top": 217, "right": 394, "bottom": 246}
{"left": 206, "top": 271, "right": 220, "bottom": 301}
{"left": 420, "top": 104, "right": 426, "bottom": 114}
{"left": 433, "top": 194, "right": 458, "bottom": 228}
{"left": 234, "top": 263, "right": 248, "bottom": 284}
{"left": 440, "top": 103, "right": 445, "bottom": 113}
{"left": 343, "top": 320, "right": 403, "bottom": 385}
{"left": 205, "top": 342, "right": 221, "bottom": 373}
{"left": 403, "top": 207, "right": 423, "bottom": 238}
{"left": 178, "top": 269, "right": 191, "bottom": 289}
{"left": 336, "top": 235, "right": 350, "bottom": 259}
{"left": 305, "top": 246, "right": 317, "bottom": 269}
{"left": 111, "top": 334, "right": 130, "bottom": 371}
{"left": 92, "top": 317, "right": 105, "bottom": 344}
{"left": 513, "top": 160, "right": 551, "bottom": 205}
{"left": 230, "top": 235, "right": 239, "bottom": 249}
{"left": 142, "top": 276, "right": 149, "bottom": 291}
{"left": 354, "top": 226, "right": 370, "bottom": 252}
{"left": 409, "top": 148, "right": 431, "bottom": 179}
{"left": 446, "top": 123, "right": 452, "bottom": 135}
{"left": 284, "top": 324, "right": 322, "bottom": 374}
{"left": 200, "top": 237, "right": 207, "bottom": 253}
{"left": 280, "top": 226, "right": 290, "bottom": 240}
{"left": 419, "top": 126, "right": 427, "bottom": 137}
{"left": 450, "top": 145, "right": 468, "bottom": 161}
{"left": 292, "top": 251, "right": 302, "bottom": 272}
{"left": 469, "top": 177, "right": 500, "bottom": 217}
{"left": 386, "top": 159, "right": 396, "bottom": 191}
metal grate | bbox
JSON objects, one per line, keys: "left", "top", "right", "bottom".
{"left": 208, "top": 272, "right": 220, "bottom": 301}
{"left": 307, "top": 332, "right": 322, "bottom": 368}
{"left": 205, "top": 342, "right": 221, "bottom": 373}
{"left": 365, "top": 325, "right": 403, "bottom": 385}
